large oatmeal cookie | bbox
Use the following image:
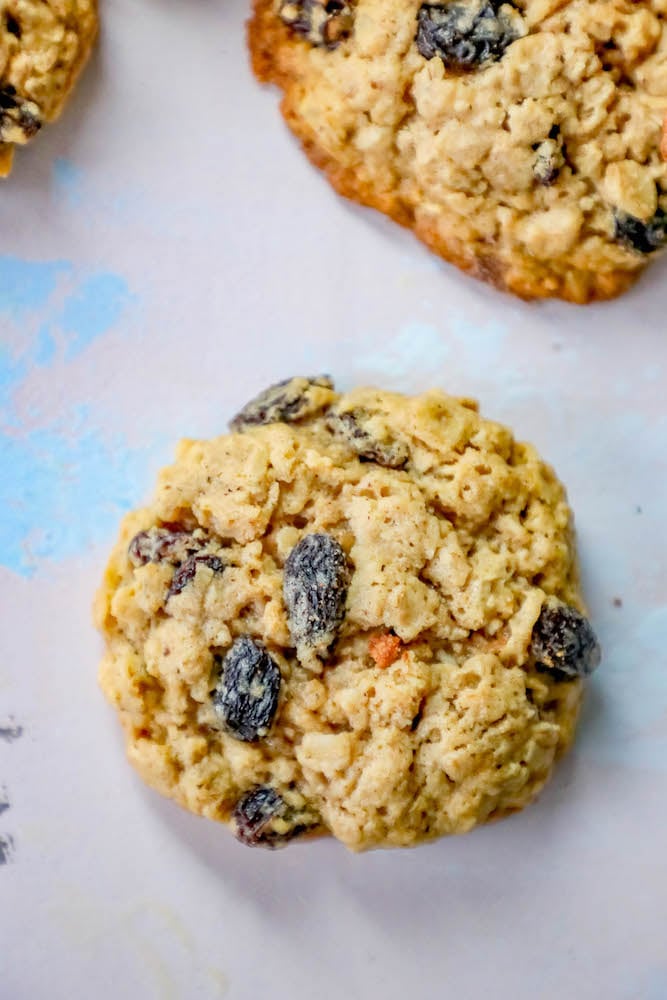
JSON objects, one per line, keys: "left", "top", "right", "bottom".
{"left": 249, "top": 0, "right": 667, "bottom": 302}
{"left": 0, "top": 0, "right": 97, "bottom": 176}
{"left": 96, "top": 379, "right": 600, "bottom": 852}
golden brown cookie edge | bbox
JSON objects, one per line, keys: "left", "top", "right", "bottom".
{"left": 247, "top": 0, "right": 642, "bottom": 304}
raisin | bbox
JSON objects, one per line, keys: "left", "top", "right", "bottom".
{"left": 0, "top": 85, "right": 41, "bottom": 140}
{"left": 233, "top": 787, "right": 317, "bottom": 847}
{"left": 167, "top": 554, "right": 224, "bottom": 599}
{"left": 0, "top": 87, "right": 17, "bottom": 109}
{"left": 230, "top": 375, "right": 334, "bottom": 431}
{"left": 530, "top": 604, "right": 601, "bottom": 680}
{"left": 128, "top": 527, "right": 200, "bottom": 566}
{"left": 279, "top": 0, "right": 354, "bottom": 48}
{"left": 213, "top": 637, "right": 281, "bottom": 742}
{"left": 283, "top": 534, "right": 349, "bottom": 656}
{"left": 326, "top": 409, "right": 409, "bottom": 468}
{"left": 416, "top": 0, "right": 522, "bottom": 70}
{"left": 614, "top": 208, "right": 667, "bottom": 255}
{"left": 5, "top": 12, "right": 21, "bottom": 37}
{"left": 233, "top": 786, "right": 313, "bottom": 848}
{"left": 233, "top": 787, "right": 286, "bottom": 847}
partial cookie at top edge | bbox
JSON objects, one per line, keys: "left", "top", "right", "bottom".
{"left": 0, "top": 0, "right": 98, "bottom": 175}
{"left": 248, "top": 0, "right": 667, "bottom": 302}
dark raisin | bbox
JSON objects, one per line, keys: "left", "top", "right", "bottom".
{"left": 0, "top": 87, "right": 18, "bottom": 110}
{"left": 167, "top": 554, "right": 224, "bottom": 599}
{"left": 283, "top": 534, "right": 349, "bottom": 656}
{"left": 233, "top": 787, "right": 317, "bottom": 847}
{"left": 279, "top": 0, "right": 354, "bottom": 48}
{"left": 530, "top": 604, "right": 601, "bottom": 680}
{"left": 233, "top": 787, "right": 286, "bottom": 847}
{"left": 5, "top": 12, "right": 21, "bottom": 37}
{"left": 233, "top": 786, "right": 313, "bottom": 848}
{"left": 326, "top": 409, "right": 409, "bottom": 468}
{"left": 0, "top": 86, "right": 41, "bottom": 140}
{"left": 213, "top": 637, "right": 281, "bottom": 742}
{"left": 128, "top": 527, "right": 200, "bottom": 567}
{"left": 416, "top": 0, "right": 523, "bottom": 70}
{"left": 230, "top": 375, "right": 334, "bottom": 432}
{"left": 613, "top": 208, "right": 667, "bottom": 255}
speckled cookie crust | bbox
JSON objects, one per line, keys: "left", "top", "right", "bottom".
{"left": 0, "top": 0, "right": 97, "bottom": 176}
{"left": 96, "top": 381, "right": 600, "bottom": 852}
{"left": 249, "top": 0, "right": 667, "bottom": 302}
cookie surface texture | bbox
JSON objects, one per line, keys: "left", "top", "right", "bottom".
{"left": 249, "top": 0, "right": 667, "bottom": 302}
{"left": 0, "top": 0, "right": 97, "bottom": 175}
{"left": 96, "top": 380, "right": 599, "bottom": 851}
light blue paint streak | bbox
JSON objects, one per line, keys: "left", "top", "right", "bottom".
{"left": 32, "top": 326, "right": 57, "bottom": 367}
{"left": 0, "top": 417, "right": 163, "bottom": 576}
{"left": 353, "top": 317, "right": 508, "bottom": 386}
{"left": 0, "top": 351, "right": 26, "bottom": 418}
{"left": 355, "top": 323, "right": 451, "bottom": 380}
{"left": 0, "top": 257, "right": 70, "bottom": 319}
{"left": 1, "top": 264, "right": 131, "bottom": 409}
{"left": 0, "top": 258, "right": 137, "bottom": 575}
{"left": 60, "top": 273, "right": 132, "bottom": 360}
{"left": 52, "top": 158, "right": 83, "bottom": 206}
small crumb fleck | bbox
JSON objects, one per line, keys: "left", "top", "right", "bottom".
{"left": 369, "top": 632, "right": 402, "bottom": 669}
{"left": 0, "top": 718, "right": 23, "bottom": 743}
{"left": 0, "top": 834, "right": 15, "bottom": 865}
{"left": 612, "top": 597, "right": 623, "bottom": 608}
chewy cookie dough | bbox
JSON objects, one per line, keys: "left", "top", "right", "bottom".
{"left": 0, "top": 0, "right": 97, "bottom": 176}
{"left": 249, "top": 0, "right": 667, "bottom": 302}
{"left": 96, "top": 379, "right": 601, "bottom": 851}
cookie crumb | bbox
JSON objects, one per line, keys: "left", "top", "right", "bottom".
{"left": 0, "top": 834, "right": 15, "bottom": 865}
{"left": 0, "top": 718, "right": 23, "bottom": 743}
{"left": 369, "top": 632, "right": 402, "bottom": 668}
{"left": 612, "top": 597, "right": 623, "bottom": 608}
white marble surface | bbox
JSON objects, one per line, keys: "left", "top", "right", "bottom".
{"left": 1, "top": 1, "right": 667, "bottom": 997}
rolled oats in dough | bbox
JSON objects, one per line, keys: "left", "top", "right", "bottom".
{"left": 249, "top": 0, "right": 667, "bottom": 302}
{"left": 0, "top": 0, "right": 97, "bottom": 176}
{"left": 96, "top": 379, "right": 601, "bottom": 852}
